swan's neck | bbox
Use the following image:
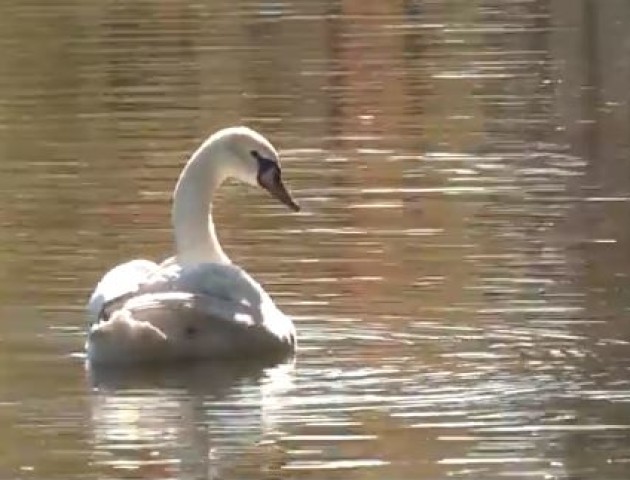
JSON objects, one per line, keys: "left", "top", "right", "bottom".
{"left": 172, "top": 141, "right": 231, "bottom": 265}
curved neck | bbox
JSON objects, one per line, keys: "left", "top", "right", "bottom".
{"left": 172, "top": 140, "right": 231, "bottom": 265}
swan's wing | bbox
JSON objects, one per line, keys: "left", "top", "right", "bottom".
{"left": 87, "top": 292, "right": 295, "bottom": 364}
{"left": 100, "top": 291, "right": 255, "bottom": 327}
{"left": 173, "top": 262, "right": 269, "bottom": 308}
{"left": 87, "top": 259, "right": 160, "bottom": 324}
{"left": 89, "top": 261, "right": 264, "bottom": 324}
{"left": 158, "top": 255, "right": 177, "bottom": 268}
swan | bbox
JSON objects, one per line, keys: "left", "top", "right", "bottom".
{"left": 86, "top": 126, "right": 300, "bottom": 364}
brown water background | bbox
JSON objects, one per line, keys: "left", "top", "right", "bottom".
{"left": 0, "top": 1, "right": 629, "bottom": 479}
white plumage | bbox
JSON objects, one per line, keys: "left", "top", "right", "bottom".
{"left": 86, "top": 127, "right": 299, "bottom": 364}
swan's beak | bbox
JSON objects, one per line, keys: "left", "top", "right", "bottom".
{"left": 258, "top": 166, "right": 300, "bottom": 212}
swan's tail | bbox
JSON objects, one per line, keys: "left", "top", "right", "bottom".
{"left": 86, "top": 309, "right": 168, "bottom": 364}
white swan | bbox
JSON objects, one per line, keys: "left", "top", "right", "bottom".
{"left": 86, "top": 126, "right": 300, "bottom": 364}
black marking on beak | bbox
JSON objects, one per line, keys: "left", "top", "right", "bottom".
{"left": 252, "top": 150, "right": 300, "bottom": 212}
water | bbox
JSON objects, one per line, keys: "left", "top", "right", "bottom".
{"left": 1, "top": 1, "right": 629, "bottom": 478}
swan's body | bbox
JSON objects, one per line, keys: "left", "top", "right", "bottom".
{"left": 86, "top": 127, "right": 299, "bottom": 365}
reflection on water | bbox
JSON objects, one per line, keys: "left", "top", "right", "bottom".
{"left": 88, "top": 360, "right": 295, "bottom": 479}
{"left": 0, "top": 1, "right": 629, "bottom": 479}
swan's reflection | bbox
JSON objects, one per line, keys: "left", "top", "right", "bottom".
{"left": 86, "top": 357, "right": 295, "bottom": 479}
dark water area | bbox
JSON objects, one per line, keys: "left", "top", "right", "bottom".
{"left": 0, "top": 1, "right": 629, "bottom": 479}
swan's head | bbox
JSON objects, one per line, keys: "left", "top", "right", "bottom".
{"left": 217, "top": 126, "right": 300, "bottom": 212}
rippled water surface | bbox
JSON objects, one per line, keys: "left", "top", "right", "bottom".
{"left": 1, "top": 1, "right": 630, "bottom": 479}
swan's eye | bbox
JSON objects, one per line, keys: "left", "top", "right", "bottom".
{"left": 252, "top": 150, "right": 277, "bottom": 177}
{"left": 253, "top": 149, "right": 300, "bottom": 211}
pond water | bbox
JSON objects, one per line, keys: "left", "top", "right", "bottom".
{"left": 0, "top": 1, "right": 629, "bottom": 479}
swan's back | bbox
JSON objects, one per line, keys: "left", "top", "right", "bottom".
{"left": 87, "top": 292, "right": 296, "bottom": 364}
